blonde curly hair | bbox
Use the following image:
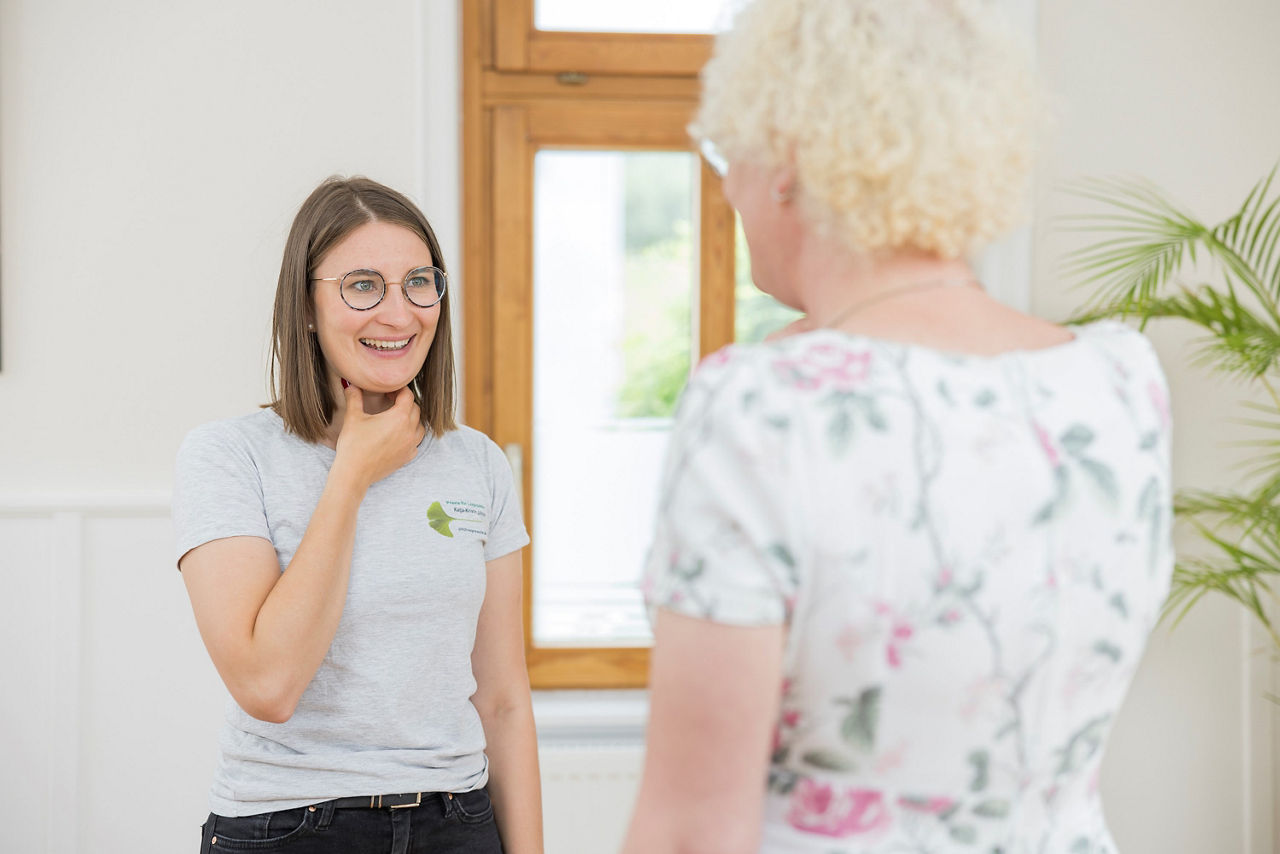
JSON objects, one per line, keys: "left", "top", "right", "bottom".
{"left": 691, "top": 0, "right": 1042, "bottom": 259}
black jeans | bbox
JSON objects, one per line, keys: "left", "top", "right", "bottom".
{"left": 198, "top": 788, "right": 504, "bottom": 854}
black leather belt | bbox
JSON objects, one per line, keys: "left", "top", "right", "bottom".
{"left": 325, "top": 791, "right": 452, "bottom": 810}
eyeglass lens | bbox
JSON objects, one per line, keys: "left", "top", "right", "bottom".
{"left": 340, "top": 267, "right": 445, "bottom": 310}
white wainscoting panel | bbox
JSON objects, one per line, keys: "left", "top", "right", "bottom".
{"left": 0, "top": 499, "right": 1272, "bottom": 854}
{"left": 0, "top": 516, "right": 56, "bottom": 854}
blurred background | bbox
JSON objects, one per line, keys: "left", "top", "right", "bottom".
{"left": 1, "top": 1, "right": 1276, "bottom": 851}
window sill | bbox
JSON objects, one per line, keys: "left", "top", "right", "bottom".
{"left": 532, "top": 690, "right": 649, "bottom": 745}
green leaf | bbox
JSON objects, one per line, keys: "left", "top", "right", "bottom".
{"left": 968, "top": 750, "right": 990, "bottom": 792}
{"left": 949, "top": 825, "right": 979, "bottom": 845}
{"left": 973, "top": 389, "right": 997, "bottom": 408}
{"left": 1078, "top": 458, "right": 1119, "bottom": 503}
{"left": 828, "top": 407, "right": 853, "bottom": 454}
{"left": 863, "top": 399, "right": 889, "bottom": 431}
{"left": 801, "top": 750, "right": 857, "bottom": 772}
{"left": 972, "top": 799, "right": 1011, "bottom": 819}
{"left": 671, "top": 559, "right": 705, "bottom": 582}
{"left": 427, "top": 501, "right": 455, "bottom": 537}
{"left": 1093, "top": 640, "right": 1122, "bottom": 662}
{"left": 1032, "top": 468, "right": 1071, "bottom": 526}
{"left": 767, "top": 543, "right": 797, "bottom": 568}
{"left": 840, "top": 686, "right": 882, "bottom": 751}
{"left": 1109, "top": 593, "right": 1129, "bottom": 619}
{"left": 1060, "top": 425, "right": 1095, "bottom": 455}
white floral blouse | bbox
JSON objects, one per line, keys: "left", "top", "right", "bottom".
{"left": 643, "top": 321, "right": 1174, "bottom": 854}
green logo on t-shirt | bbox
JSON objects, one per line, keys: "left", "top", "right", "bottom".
{"left": 427, "top": 500, "right": 488, "bottom": 538}
{"left": 427, "top": 501, "right": 460, "bottom": 537}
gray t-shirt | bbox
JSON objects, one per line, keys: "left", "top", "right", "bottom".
{"left": 172, "top": 409, "right": 529, "bottom": 817}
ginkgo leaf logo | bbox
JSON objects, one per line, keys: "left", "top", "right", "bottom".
{"left": 427, "top": 501, "right": 462, "bottom": 538}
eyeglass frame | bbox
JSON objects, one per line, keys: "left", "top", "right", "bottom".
{"left": 309, "top": 265, "right": 448, "bottom": 311}
{"left": 699, "top": 138, "right": 728, "bottom": 179}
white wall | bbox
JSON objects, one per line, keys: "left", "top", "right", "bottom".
{"left": 0, "top": 0, "right": 460, "bottom": 495}
{"left": 1, "top": 1, "right": 1277, "bottom": 852}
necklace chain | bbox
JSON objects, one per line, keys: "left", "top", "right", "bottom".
{"left": 821, "top": 277, "right": 982, "bottom": 329}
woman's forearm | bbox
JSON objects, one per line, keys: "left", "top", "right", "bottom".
{"left": 480, "top": 700, "right": 544, "bottom": 854}
{"left": 238, "top": 461, "right": 369, "bottom": 719}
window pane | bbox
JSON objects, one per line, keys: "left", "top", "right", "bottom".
{"left": 734, "top": 216, "right": 803, "bottom": 343}
{"left": 536, "top": 0, "right": 732, "bottom": 33}
{"left": 533, "top": 150, "right": 698, "bottom": 647}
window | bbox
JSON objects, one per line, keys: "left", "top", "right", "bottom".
{"left": 462, "top": 0, "right": 1031, "bottom": 689}
{"left": 464, "top": 0, "right": 756, "bottom": 688}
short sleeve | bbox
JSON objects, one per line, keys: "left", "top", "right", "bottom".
{"left": 172, "top": 422, "right": 271, "bottom": 569}
{"left": 642, "top": 349, "right": 799, "bottom": 626}
{"left": 483, "top": 439, "right": 531, "bottom": 561}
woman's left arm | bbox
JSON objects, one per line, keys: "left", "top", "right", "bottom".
{"left": 620, "top": 608, "right": 785, "bottom": 854}
{"left": 472, "top": 549, "right": 543, "bottom": 854}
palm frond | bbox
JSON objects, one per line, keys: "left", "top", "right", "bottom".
{"left": 1064, "top": 171, "right": 1280, "bottom": 327}
{"left": 1145, "top": 287, "right": 1280, "bottom": 379}
{"left": 1175, "top": 489, "right": 1280, "bottom": 539}
{"left": 1162, "top": 523, "right": 1280, "bottom": 645}
{"left": 1219, "top": 163, "right": 1280, "bottom": 298}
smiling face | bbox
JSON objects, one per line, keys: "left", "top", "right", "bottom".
{"left": 309, "top": 220, "right": 441, "bottom": 395}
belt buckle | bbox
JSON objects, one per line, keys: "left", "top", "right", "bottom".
{"left": 387, "top": 792, "right": 422, "bottom": 810}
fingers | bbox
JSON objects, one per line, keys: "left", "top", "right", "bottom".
{"left": 391, "top": 385, "right": 417, "bottom": 411}
{"left": 342, "top": 379, "right": 363, "bottom": 409}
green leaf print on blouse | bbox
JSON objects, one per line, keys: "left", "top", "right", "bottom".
{"left": 799, "top": 749, "right": 858, "bottom": 773}
{"left": 1032, "top": 423, "right": 1121, "bottom": 524}
{"left": 824, "top": 393, "right": 890, "bottom": 455}
{"left": 968, "top": 750, "right": 990, "bottom": 792}
{"left": 794, "top": 687, "right": 883, "bottom": 774}
{"left": 1054, "top": 714, "right": 1110, "bottom": 776}
{"left": 838, "top": 686, "right": 882, "bottom": 752}
{"left": 427, "top": 501, "right": 461, "bottom": 537}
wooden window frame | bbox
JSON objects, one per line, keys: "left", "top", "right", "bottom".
{"left": 492, "top": 0, "right": 713, "bottom": 76}
{"left": 462, "top": 0, "right": 733, "bottom": 689}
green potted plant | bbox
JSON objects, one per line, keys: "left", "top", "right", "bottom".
{"left": 1065, "top": 166, "right": 1280, "bottom": 663}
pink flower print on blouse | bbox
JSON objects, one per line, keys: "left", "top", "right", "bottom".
{"left": 1148, "top": 380, "right": 1171, "bottom": 430}
{"left": 700, "top": 346, "right": 735, "bottom": 371}
{"left": 774, "top": 344, "right": 873, "bottom": 392}
{"left": 937, "top": 565, "right": 954, "bottom": 588}
{"left": 836, "top": 623, "right": 865, "bottom": 662}
{"left": 786, "top": 779, "right": 892, "bottom": 837}
{"left": 1033, "top": 422, "right": 1061, "bottom": 468}
{"left": 886, "top": 621, "right": 914, "bottom": 669}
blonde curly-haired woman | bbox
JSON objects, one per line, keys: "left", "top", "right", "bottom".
{"left": 621, "top": 2, "right": 1173, "bottom": 853}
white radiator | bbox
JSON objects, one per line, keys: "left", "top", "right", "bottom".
{"left": 540, "top": 743, "right": 645, "bottom": 854}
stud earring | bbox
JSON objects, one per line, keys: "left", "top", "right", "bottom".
{"left": 307, "top": 323, "right": 315, "bottom": 331}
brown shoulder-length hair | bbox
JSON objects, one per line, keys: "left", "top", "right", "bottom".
{"left": 268, "top": 176, "right": 457, "bottom": 442}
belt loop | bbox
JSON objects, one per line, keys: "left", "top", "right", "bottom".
{"left": 439, "top": 792, "right": 454, "bottom": 818}
{"left": 316, "top": 799, "right": 336, "bottom": 829}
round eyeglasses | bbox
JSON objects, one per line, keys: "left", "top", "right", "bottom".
{"left": 310, "top": 266, "right": 447, "bottom": 311}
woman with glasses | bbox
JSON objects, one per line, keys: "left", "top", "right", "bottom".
{"left": 173, "top": 176, "right": 542, "bottom": 854}
{"left": 622, "top": 2, "right": 1173, "bottom": 853}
